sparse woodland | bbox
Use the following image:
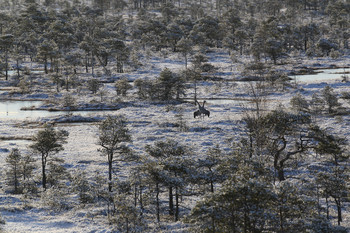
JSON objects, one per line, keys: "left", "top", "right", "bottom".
{"left": 0, "top": 0, "right": 350, "bottom": 232}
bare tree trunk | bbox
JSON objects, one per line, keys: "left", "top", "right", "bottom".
{"left": 326, "top": 196, "right": 329, "bottom": 220}
{"left": 44, "top": 55, "right": 48, "bottom": 74}
{"left": 5, "top": 50, "right": 8, "bottom": 80}
{"left": 16, "top": 58, "right": 20, "bottom": 78}
{"left": 85, "top": 54, "right": 89, "bottom": 73}
{"left": 156, "top": 182, "right": 160, "bottom": 222}
{"left": 14, "top": 163, "right": 18, "bottom": 193}
{"left": 42, "top": 154, "right": 47, "bottom": 190}
{"left": 169, "top": 186, "right": 174, "bottom": 216}
{"left": 134, "top": 183, "right": 137, "bottom": 207}
{"left": 277, "top": 168, "right": 285, "bottom": 181}
{"left": 175, "top": 186, "right": 179, "bottom": 221}
{"left": 334, "top": 197, "right": 342, "bottom": 225}
{"left": 279, "top": 205, "right": 284, "bottom": 232}
{"left": 194, "top": 79, "right": 197, "bottom": 104}
{"left": 139, "top": 182, "right": 143, "bottom": 215}
{"left": 108, "top": 153, "right": 113, "bottom": 192}
{"left": 91, "top": 52, "right": 94, "bottom": 76}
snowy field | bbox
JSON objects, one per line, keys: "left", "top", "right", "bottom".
{"left": 1, "top": 51, "right": 350, "bottom": 232}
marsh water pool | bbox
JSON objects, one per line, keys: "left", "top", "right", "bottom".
{"left": 0, "top": 101, "right": 47, "bottom": 120}
{"left": 0, "top": 100, "right": 112, "bottom": 120}
{"left": 291, "top": 68, "right": 350, "bottom": 82}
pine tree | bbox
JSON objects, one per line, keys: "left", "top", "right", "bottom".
{"left": 109, "top": 193, "right": 147, "bottom": 232}
{"left": 5, "top": 148, "right": 36, "bottom": 194}
{"left": 176, "top": 37, "right": 193, "bottom": 69}
{"left": 156, "top": 68, "right": 187, "bottom": 101}
{"left": 187, "top": 170, "right": 275, "bottom": 232}
{"left": 196, "top": 145, "right": 224, "bottom": 193}
{"left": 46, "top": 158, "right": 71, "bottom": 188}
{"left": 145, "top": 139, "right": 192, "bottom": 221}
{"left": 30, "top": 125, "right": 69, "bottom": 190}
{"left": 98, "top": 115, "right": 132, "bottom": 192}
{"left": 115, "top": 78, "right": 132, "bottom": 97}
{"left": 312, "top": 126, "right": 349, "bottom": 226}
{"left": 272, "top": 180, "right": 319, "bottom": 232}
{"left": 5, "top": 148, "right": 22, "bottom": 194}
{"left": 290, "top": 93, "right": 309, "bottom": 113}
{"left": 36, "top": 39, "right": 58, "bottom": 74}
{"left": 72, "top": 170, "right": 95, "bottom": 204}
{"left": 0, "top": 34, "right": 14, "bottom": 80}
{"left": 321, "top": 85, "right": 341, "bottom": 114}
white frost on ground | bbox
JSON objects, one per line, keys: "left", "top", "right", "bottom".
{"left": 1, "top": 52, "right": 350, "bottom": 232}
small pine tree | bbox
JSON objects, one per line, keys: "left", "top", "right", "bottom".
{"left": 5, "top": 149, "right": 36, "bottom": 195}
{"left": 5, "top": 148, "right": 22, "bottom": 194}
{"left": 145, "top": 139, "right": 192, "bottom": 221}
{"left": 62, "top": 93, "right": 76, "bottom": 111}
{"left": 46, "top": 158, "right": 71, "bottom": 188}
{"left": 87, "top": 78, "right": 101, "bottom": 94}
{"left": 98, "top": 115, "right": 132, "bottom": 192}
{"left": 18, "top": 77, "right": 30, "bottom": 94}
{"left": 41, "top": 185, "right": 70, "bottom": 212}
{"left": 115, "top": 78, "right": 132, "bottom": 96}
{"left": 20, "top": 154, "right": 36, "bottom": 193}
{"left": 290, "top": 93, "right": 309, "bottom": 113}
{"left": 321, "top": 85, "right": 341, "bottom": 114}
{"left": 310, "top": 92, "right": 324, "bottom": 121}
{"left": 157, "top": 68, "right": 176, "bottom": 101}
{"left": 110, "top": 193, "right": 147, "bottom": 232}
{"left": 30, "top": 125, "right": 69, "bottom": 190}
{"left": 72, "top": 170, "right": 95, "bottom": 204}
{"left": 196, "top": 145, "right": 223, "bottom": 193}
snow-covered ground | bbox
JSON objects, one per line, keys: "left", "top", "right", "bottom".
{"left": 1, "top": 51, "right": 350, "bottom": 232}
